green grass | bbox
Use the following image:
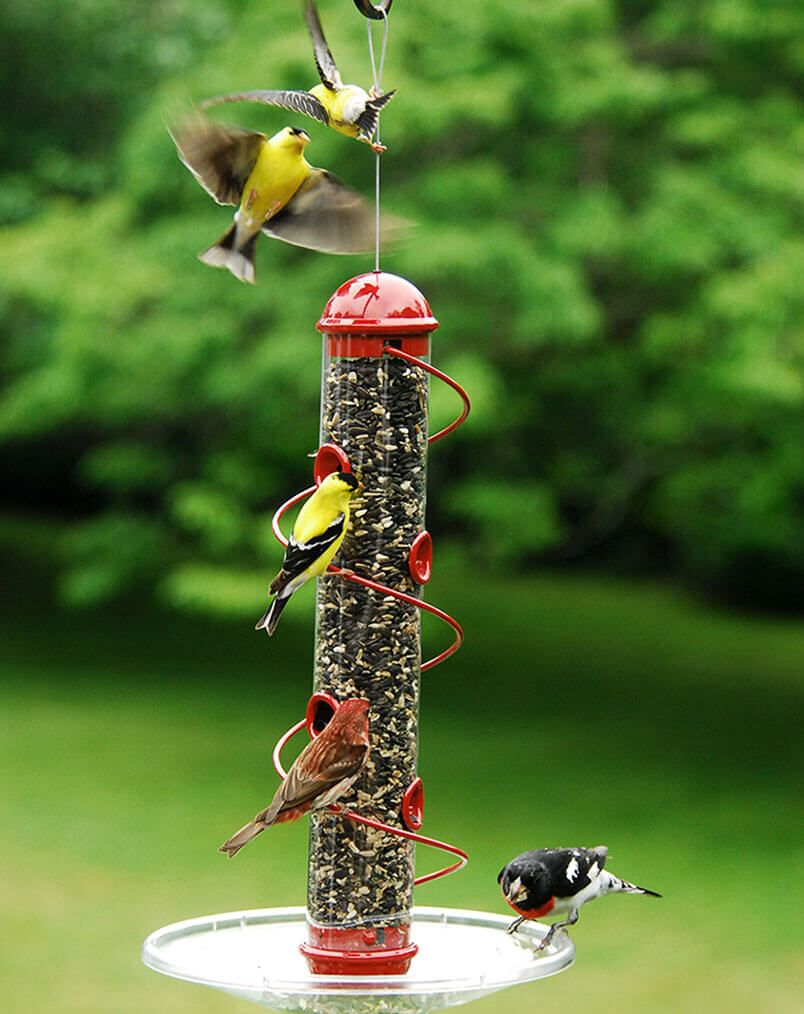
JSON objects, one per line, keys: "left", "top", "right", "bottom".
{"left": 1, "top": 561, "right": 802, "bottom": 1013}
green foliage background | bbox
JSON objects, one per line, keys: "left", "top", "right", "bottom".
{"left": 1, "top": 7, "right": 803, "bottom": 1011}
{"left": 1, "top": 0, "right": 802, "bottom": 611}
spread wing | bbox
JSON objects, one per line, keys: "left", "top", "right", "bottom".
{"left": 200, "top": 89, "right": 329, "bottom": 125}
{"left": 263, "top": 169, "right": 377, "bottom": 253}
{"left": 171, "top": 119, "right": 264, "bottom": 206}
{"left": 269, "top": 513, "right": 345, "bottom": 593}
{"left": 304, "top": 0, "right": 342, "bottom": 90}
{"left": 355, "top": 90, "right": 396, "bottom": 138}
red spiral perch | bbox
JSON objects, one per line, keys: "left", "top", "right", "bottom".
{"left": 271, "top": 273, "right": 469, "bottom": 975}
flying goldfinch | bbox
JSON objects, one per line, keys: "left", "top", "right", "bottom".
{"left": 256, "top": 470, "right": 361, "bottom": 635}
{"left": 498, "top": 847, "right": 661, "bottom": 949}
{"left": 219, "top": 697, "right": 370, "bottom": 857}
{"left": 171, "top": 119, "right": 380, "bottom": 283}
{"left": 201, "top": 0, "right": 395, "bottom": 152}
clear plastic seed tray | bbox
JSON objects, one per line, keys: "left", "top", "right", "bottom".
{"left": 143, "top": 905, "right": 574, "bottom": 1012}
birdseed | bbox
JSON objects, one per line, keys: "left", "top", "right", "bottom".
{"left": 307, "top": 348, "right": 429, "bottom": 933}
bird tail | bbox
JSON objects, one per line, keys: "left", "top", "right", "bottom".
{"left": 218, "top": 818, "right": 266, "bottom": 858}
{"left": 254, "top": 594, "right": 290, "bottom": 636}
{"left": 357, "top": 90, "right": 396, "bottom": 138}
{"left": 198, "top": 224, "right": 258, "bottom": 284}
{"left": 368, "top": 90, "right": 396, "bottom": 113}
{"left": 219, "top": 798, "right": 284, "bottom": 857}
{"left": 610, "top": 874, "right": 662, "bottom": 898}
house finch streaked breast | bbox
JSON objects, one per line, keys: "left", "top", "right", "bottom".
{"left": 219, "top": 698, "right": 370, "bottom": 858}
{"left": 498, "top": 846, "right": 661, "bottom": 948}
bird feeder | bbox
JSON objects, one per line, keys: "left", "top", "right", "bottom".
{"left": 304, "top": 272, "right": 438, "bottom": 974}
{"left": 144, "top": 7, "right": 576, "bottom": 1006}
{"left": 142, "top": 272, "right": 576, "bottom": 1008}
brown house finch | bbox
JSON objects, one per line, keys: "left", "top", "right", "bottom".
{"left": 219, "top": 698, "right": 370, "bottom": 858}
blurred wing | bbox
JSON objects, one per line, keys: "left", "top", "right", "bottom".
{"left": 264, "top": 169, "right": 377, "bottom": 253}
{"left": 304, "top": 0, "right": 343, "bottom": 89}
{"left": 200, "top": 89, "right": 329, "bottom": 125}
{"left": 171, "top": 119, "right": 264, "bottom": 206}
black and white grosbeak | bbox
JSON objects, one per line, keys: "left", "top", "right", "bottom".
{"left": 498, "top": 846, "right": 661, "bottom": 949}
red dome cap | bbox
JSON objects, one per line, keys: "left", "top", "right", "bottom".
{"left": 317, "top": 272, "right": 439, "bottom": 335}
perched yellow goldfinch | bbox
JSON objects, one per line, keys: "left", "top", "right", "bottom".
{"left": 201, "top": 0, "right": 395, "bottom": 153}
{"left": 256, "top": 470, "right": 361, "bottom": 635}
{"left": 171, "top": 119, "right": 382, "bottom": 283}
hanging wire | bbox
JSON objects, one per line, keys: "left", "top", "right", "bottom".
{"left": 366, "top": 10, "right": 389, "bottom": 272}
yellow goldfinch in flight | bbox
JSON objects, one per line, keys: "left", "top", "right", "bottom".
{"left": 201, "top": 0, "right": 395, "bottom": 153}
{"left": 256, "top": 470, "right": 361, "bottom": 635}
{"left": 171, "top": 119, "right": 380, "bottom": 283}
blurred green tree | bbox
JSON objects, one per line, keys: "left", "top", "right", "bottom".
{"left": 0, "top": 0, "right": 801, "bottom": 611}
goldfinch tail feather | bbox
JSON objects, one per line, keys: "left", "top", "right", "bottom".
{"left": 357, "top": 90, "right": 396, "bottom": 137}
{"left": 199, "top": 225, "right": 257, "bottom": 284}
{"left": 255, "top": 594, "right": 289, "bottom": 636}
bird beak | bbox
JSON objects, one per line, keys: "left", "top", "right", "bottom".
{"left": 506, "top": 877, "right": 528, "bottom": 904}
{"left": 300, "top": 130, "right": 311, "bottom": 145}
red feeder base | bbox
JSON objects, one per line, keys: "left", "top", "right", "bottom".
{"left": 300, "top": 923, "right": 418, "bottom": 975}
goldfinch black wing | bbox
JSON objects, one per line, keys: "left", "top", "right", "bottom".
{"left": 304, "top": 0, "right": 343, "bottom": 90}
{"left": 200, "top": 89, "right": 329, "bottom": 125}
{"left": 171, "top": 120, "right": 265, "bottom": 206}
{"left": 263, "top": 169, "right": 377, "bottom": 253}
{"left": 355, "top": 90, "right": 396, "bottom": 138}
{"left": 269, "top": 513, "right": 346, "bottom": 594}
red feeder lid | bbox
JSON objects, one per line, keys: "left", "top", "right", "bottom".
{"left": 317, "top": 272, "right": 439, "bottom": 335}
